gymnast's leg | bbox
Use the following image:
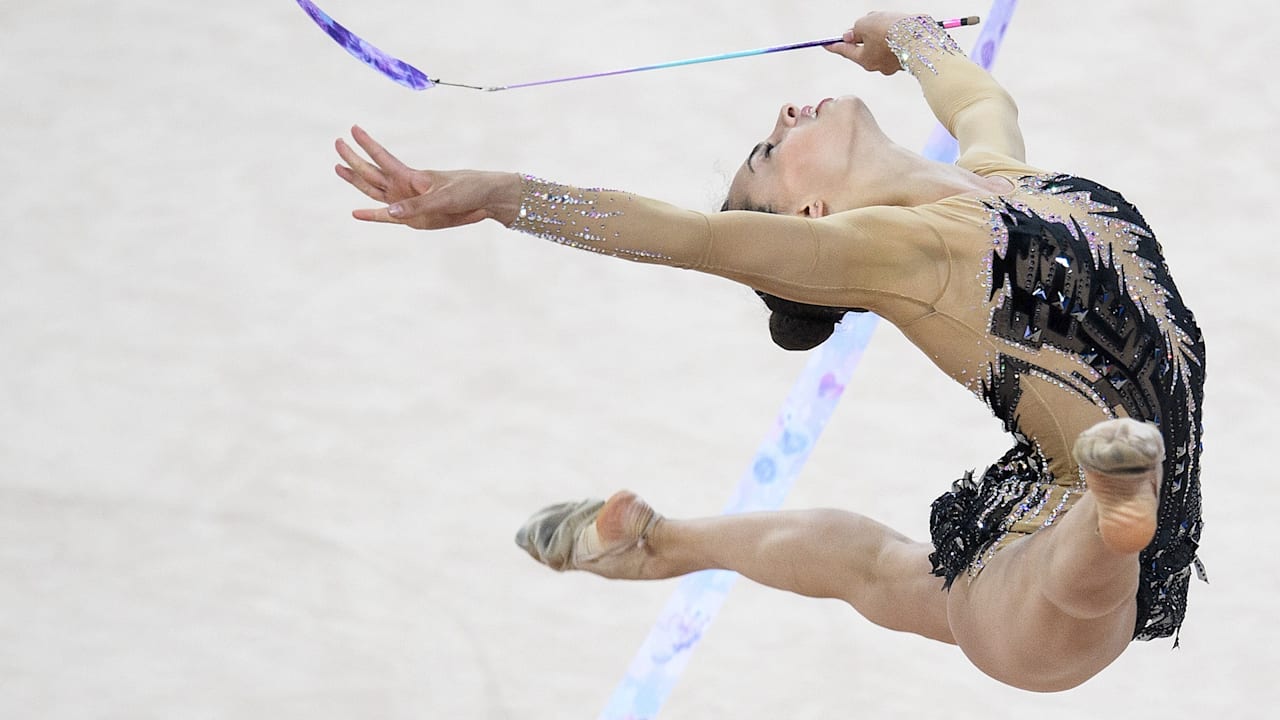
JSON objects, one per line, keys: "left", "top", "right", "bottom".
{"left": 518, "top": 492, "right": 954, "bottom": 643}
{"left": 944, "top": 418, "right": 1163, "bottom": 692}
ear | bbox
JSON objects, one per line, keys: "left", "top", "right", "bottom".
{"left": 799, "top": 199, "right": 829, "bottom": 218}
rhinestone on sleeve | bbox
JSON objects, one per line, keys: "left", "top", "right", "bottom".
{"left": 508, "top": 174, "right": 671, "bottom": 261}
{"left": 885, "top": 15, "right": 964, "bottom": 76}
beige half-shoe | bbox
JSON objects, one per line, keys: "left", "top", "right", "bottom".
{"left": 515, "top": 491, "right": 661, "bottom": 577}
{"left": 1073, "top": 418, "right": 1166, "bottom": 475}
{"left": 1072, "top": 418, "right": 1164, "bottom": 554}
{"left": 514, "top": 498, "right": 605, "bottom": 572}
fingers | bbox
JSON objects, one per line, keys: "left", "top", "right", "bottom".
{"left": 335, "top": 163, "right": 387, "bottom": 202}
{"left": 826, "top": 14, "right": 905, "bottom": 74}
{"left": 335, "top": 137, "right": 388, "bottom": 187}
{"left": 823, "top": 28, "right": 868, "bottom": 62}
{"left": 352, "top": 206, "right": 401, "bottom": 224}
{"left": 350, "top": 125, "right": 409, "bottom": 173}
{"left": 351, "top": 204, "right": 488, "bottom": 230}
{"left": 824, "top": 42, "right": 868, "bottom": 67}
{"left": 350, "top": 185, "right": 490, "bottom": 230}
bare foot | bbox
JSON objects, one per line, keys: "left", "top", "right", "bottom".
{"left": 514, "top": 490, "right": 662, "bottom": 578}
{"left": 1072, "top": 419, "right": 1164, "bottom": 554}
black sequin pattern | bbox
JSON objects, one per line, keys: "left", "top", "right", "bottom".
{"left": 929, "top": 443, "right": 1054, "bottom": 591}
{"left": 929, "top": 174, "right": 1206, "bottom": 642}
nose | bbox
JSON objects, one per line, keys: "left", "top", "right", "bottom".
{"left": 769, "top": 104, "right": 800, "bottom": 139}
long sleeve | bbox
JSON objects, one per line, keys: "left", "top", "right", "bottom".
{"left": 886, "top": 16, "right": 1025, "bottom": 163}
{"left": 508, "top": 175, "right": 950, "bottom": 317}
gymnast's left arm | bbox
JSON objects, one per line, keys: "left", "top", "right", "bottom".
{"left": 335, "top": 128, "right": 944, "bottom": 309}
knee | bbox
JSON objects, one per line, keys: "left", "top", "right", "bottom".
{"left": 954, "top": 609, "right": 1133, "bottom": 692}
{"left": 1041, "top": 556, "right": 1141, "bottom": 621}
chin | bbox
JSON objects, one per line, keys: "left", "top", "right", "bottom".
{"left": 837, "top": 94, "right": 868, "bottom": 110}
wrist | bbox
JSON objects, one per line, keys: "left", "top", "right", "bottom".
{"left": 487, "top": 171, "right": 524, "bottom": 226}
{"left": 885, "top": 15, "right": 961, "bottom": 77}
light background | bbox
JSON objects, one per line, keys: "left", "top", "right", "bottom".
{"left": 2, "top": 1, "right": 1277, "bottom": 717}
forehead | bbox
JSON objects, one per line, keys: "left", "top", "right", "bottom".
{"left": 726, "top": 157, "right": 773, "bottom": 211}
{"left": 724, "top": 162, "right": 752, "bottom": 210}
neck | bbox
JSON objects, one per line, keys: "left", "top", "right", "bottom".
{"left": 842, "top": 144, "right": 998, "bottom": 209}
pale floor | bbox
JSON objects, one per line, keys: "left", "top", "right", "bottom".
{"left": 2, "top": 1, "right": 1278, "bottom": 718}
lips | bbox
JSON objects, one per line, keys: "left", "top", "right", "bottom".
{"left": 801, "top": 98, "right": 834, "bottom": 119}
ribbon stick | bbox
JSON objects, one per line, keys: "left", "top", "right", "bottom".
{"left": 598, "top": 3, "right": 1018, "bottom": 718}
{"left": 295, "top": 0, "right": 979, "bottom": 93}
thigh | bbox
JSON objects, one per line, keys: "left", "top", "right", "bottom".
{"left": 944, "top": 529, "right": 1137, "bottom": 692}
{"left": 853, "top": 537, "right": 956, "bottom": 645}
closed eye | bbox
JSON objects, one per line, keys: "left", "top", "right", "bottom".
{"left": 746, "top": 141, "right": 777, "bottom": 174}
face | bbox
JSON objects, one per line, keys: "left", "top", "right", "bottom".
{"left": 727, "top": 96, "right": 863, "bottom": 217}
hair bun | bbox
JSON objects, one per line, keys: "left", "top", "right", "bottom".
{"left": 755, "top": 291, "right": 858, "bottom": 351}
{"left": 768, "top": 312, "right": 838, "bottom": 351}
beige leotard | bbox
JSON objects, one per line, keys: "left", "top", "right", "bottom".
{"left": 507, "top": 15, "right": 1204, "bottom": 641}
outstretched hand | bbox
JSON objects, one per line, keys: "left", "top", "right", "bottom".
{"left": 823, "top": 11, "right": 914, "bottom": 75}
{"left": 334, "top": 126, "right": 520, "bottom": 229}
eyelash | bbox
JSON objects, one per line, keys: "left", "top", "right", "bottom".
{"left": 764, "top": 142, "right": 776, "bottom": 157}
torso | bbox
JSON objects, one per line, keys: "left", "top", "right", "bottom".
{"left": 892, "top": 166, "right": 1206, "bottom": 640}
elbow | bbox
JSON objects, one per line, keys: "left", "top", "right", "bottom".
{"left": 981, "top": 83, "right": 1019, "bottom": 121}
{"left": 945, "top": 86, "right": 1018, "bottom": 128}
{"left": 998, "top": 87, "right": 1020, "bottom": 123}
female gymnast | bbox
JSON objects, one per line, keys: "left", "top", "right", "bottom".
{"left": 332, "top": 12, "right": 1205, "bottom": 691}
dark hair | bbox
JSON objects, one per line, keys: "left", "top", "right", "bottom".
{"left": 720, "top": 197, "right": 866, "bottom": 351}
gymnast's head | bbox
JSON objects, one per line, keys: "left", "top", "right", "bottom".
{"left": 722, "top": 96, "right": 881, "bottom": 352}
{"left": 723, "top": 95, "right": 886, "bottom": 219}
